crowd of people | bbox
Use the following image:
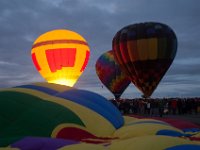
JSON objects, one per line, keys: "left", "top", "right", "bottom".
{"left": 110, "top": 97, "right": 200, "bottom": 117}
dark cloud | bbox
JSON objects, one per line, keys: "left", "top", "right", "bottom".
{"left": 0, "top": 0, "right": 199, "bottom": 98}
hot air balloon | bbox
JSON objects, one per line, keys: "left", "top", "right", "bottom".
{"left": 31, "top": 29, "right": 90, "bottom": 87}
{"left": 95, "top": 50, "right": 130, "bottom": 99}
{"left": 0, "top": 82, "right": 123, "bottom": 146}
{"left": 113, "top": 22, "right": 177, "bottom": 98}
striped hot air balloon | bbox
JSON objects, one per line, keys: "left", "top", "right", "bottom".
{"left": 113, "top": 22, "right": 177, "bottom": 98}
{"left": 95, "top": 50, "right": 130, "bottom": 99}
{"left": 31, "top": 29, "right": 90, "bottom": 87}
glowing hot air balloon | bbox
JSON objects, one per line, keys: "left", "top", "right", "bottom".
{"left": 113, "top": 22, "right": 177, "bottom": 98}
{"left": 95, "top": 50, "right": 130, "bottom": 99}
{"left": 31, "top": 29, "right": 90, "bottom": 87}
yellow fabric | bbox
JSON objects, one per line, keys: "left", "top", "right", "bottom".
{"left": 58, "top": 143, "right": 105, "bottom": 150}
{"left": 33, "top": 30, "right": 86, "bottom": 44}
{"left": 123, "top": 116, "right": 139, "bottom": 125}
{"left": 2, "top": 88, "right": 116, "bottom": 137}
{"left": 137, "top": 39, "right": 148, "bottom": 61}
{"left": 147, "top": 38, "right": 157, "bottom": 60}
{"left": 127, "top": 118, "right": 167, "bottom": 123}
{"left": 113, "top": 120, "right": 184, "bottom": 139}
{"left": 192, "top": 132, "right": 200, "bottom": 138}
{"left": 109, "top": 135, "right": 200, "bottom": 150}
{"left": 127, "top": 40, "right": 138, "bottom": 62}
{"left": 32, "top": 82, "right": 75, "bottom": 92}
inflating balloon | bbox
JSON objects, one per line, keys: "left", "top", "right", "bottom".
{"left": 95, "top": 50, "right": 130, "bottom": 99}
{"left": 0, "top": 83, "right": 200, "bottom": 149}
{"left": 31, "top": 29, "right": 90, "bottom": 87}
{"left": 113, "top": 22, "right": 177, "bottom": 97}
{"left": 0, "top": 82, "right": 123, "bottom": 146}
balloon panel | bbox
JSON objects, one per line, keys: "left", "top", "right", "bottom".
{"left": 56, "top": 89, "right": 124, "bottom": 129}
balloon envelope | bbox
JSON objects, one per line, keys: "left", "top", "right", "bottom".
{"left": 113, "top": 22, "right": 177, "bottom": 97}
{"left": 95, "top": 50, "right": 130, "bottom": 99}
{"left": 31, "top": 29, "right": 90, "bottom": 87}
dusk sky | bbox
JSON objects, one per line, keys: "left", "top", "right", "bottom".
{"left": 0, "top": 0, "right": 200, "bottom": 98}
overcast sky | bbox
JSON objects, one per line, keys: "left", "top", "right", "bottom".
{"left": 0, "top": 0, "right": 200, "bottom": 98}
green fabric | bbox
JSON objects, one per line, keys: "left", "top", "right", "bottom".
{"left": 0, "top": 91, "right": 84, "bottom": 146}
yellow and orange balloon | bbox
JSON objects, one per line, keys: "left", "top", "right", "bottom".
{"left": 31, "top": 29, "right": 90, "bottom": 87}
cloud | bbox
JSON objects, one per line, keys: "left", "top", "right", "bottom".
{"left": 0, "top": 0, "right": 199, "bottom": 98}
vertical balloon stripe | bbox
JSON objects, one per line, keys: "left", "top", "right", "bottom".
{"left": 63, "top": 48, "right": 76, "bottom": 67}
{"left": 118, "top": 33, "right": 134, "bottom": 77}
{"left": 113, "top": 39, "right": 122, "bottom": 66}
{"left": 32, "top": 53, "right": 41, "bottom": 71}
{"left": 137, "top": 39, "right": 148, "bottom": 61}
{"left": 54, "top": 49, "right": 62, "bottom": 70}
{"left": 157, "top": 38, "right": 167, "bottom": 59}
{"left": 127, "top": 40, "right": 138, "bottom": 62}
{"left": 61, "top": 48, "right": 68, "bottom": 67}
{"left": 60, "top": 48, "right": 76, "bottom": 67}
{"left": 46, "top": 50, "right": 57, "bottom": 72}
{"left": 120, "top": 41, "right": 130, "bottom": 63}
{"left": 80, "top": 50, "right": 90, "bottom": 72}
{"left": 147, "top": 38, "right": 157, "bottom": 60}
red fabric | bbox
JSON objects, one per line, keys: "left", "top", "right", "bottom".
{"left": 32, "top": 39, "right": 88, "bottom": 49}
{"left": 32, "top": 53, "right": 41, "bottom": 71}
{"left": 56, "top": 127, "right": 97, "bottom": 141}
{"left": 128, "top": 115, "right": 200, "bottom": 129}
{"left": 80, "top": 50, "right": 90, "bottom": 72}
{"left": 56, "top": 127, "right": 118, "bottom": 144}
{"left": 188, "top": 137, "right": 200, "bottom": 141}
{"left": 54, "top": 49, "right": 62, "bottom": 70}
{"left": 60, "top": 48, "right": 76, "bottom": 67}
{"left": 46, "top": 50, "right": 56, "bottom": 72}
{"left": 45, "top": 48, "right": 76, "bottom": 72}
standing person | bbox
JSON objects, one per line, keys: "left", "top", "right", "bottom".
{"left": 118, "top": 100, "right": 125, "bottom": 114}
{"left": 194, "top": 99, "right": 198, "bottom": 115}
{"left": 177, "top": 99, "right": 183, "bottom": 115}
{"left": 150, "top": 99, "right": 156, "bottom": 116}
{"left": 147, "top": 100, "right": 151, "bottom": 115}
{"left": 124, "top": 99, "right": 130, "bottom": 114}
{"left": 130, "top": 100, "right": 134, "bottom": 114}
{"left": 164, "top": 101, "right": 169, "bottom": 115}
{"left": 159, "top": 100, "right": 164, "bottom": 117}
{"left": 171, "top": 99, "right": 177, "bottom": 115}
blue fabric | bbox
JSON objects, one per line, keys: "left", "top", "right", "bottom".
{"left": 165, "top": 144, "right": 200, "bottom": 150}
{"left": 15, "top": 85, "right": 58, "bottom": 95}
{"left": 182, "top": 128, "right": 200, "bottom": 133}
{"left": 156, "top": 129, "right": 185, "bottom": 137}
{"left": 56, "top": 89, "right": 124, "bottom": 129}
